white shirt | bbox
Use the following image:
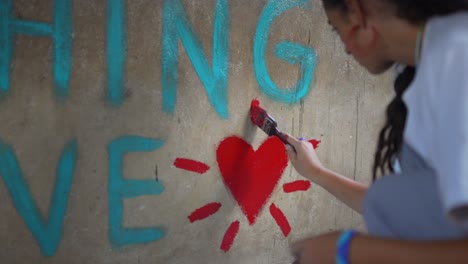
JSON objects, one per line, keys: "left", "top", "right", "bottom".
{"left": 403, "top": 12, "right": 468, "bottom": 225}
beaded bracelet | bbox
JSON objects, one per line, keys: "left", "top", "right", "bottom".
{"left": 336, "top": 230, "right": 359, "bottom": 264}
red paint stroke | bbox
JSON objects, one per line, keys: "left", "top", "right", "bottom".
{"left": 309, "top": 139, "right": 321, "bottom": 149}
{"left": 174, "top": 158, "right": 210, "bottom": 174}
{"left": 188, "top": 202, "right": 222, "bottom": 223}
{"left": 217, "top": 136, "right": 288, "bottom": 225}
{"left": 270, "top": 203, "right": 291, "bottom": 237}
{"left": 220, "top": 220, "right": 240, "bottom": 252}
{"left": 283, "top": 180, "right": 311, "bottom": 193}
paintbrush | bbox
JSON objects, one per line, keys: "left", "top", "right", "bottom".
{"left": 250, "top": 99, "right": 296, "bottom": 153}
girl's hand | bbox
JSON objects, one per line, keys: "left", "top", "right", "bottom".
{"left": 291, "top": 232, "right": 341, "bottom": 264}
{"left": 283, "top": 132, "right": 325, "bottom": 181}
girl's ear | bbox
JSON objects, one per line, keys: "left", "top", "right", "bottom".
{"left": 345, "top": 0, "right": 367, "bottom": 27}
{"left": 343, "top": 0, "right": 378, "bottom": 54}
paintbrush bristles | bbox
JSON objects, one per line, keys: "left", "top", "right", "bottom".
{"left": 250, "top": 99, "right": 277, "bottom": 136}
{"left": 249, "top": 99, "right": 295, "bottom": 150}
{"left": 250, "top": 99, "right": 265, "bottom": 127}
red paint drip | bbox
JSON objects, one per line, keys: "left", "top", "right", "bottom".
{"left": 174, "top": 158, "right": 210, "bottom": 174}
{"left": 188, "top": 202, "right": 222, "bottom": 223}
{"left": 269, "top": 203, "right": 291, "bottom": 237}
{"left": 283, "top": 180, "right": 311, "bottom": 193}
{"left": 220, "top": 220, "right": 240, "bottom": 252}
{"left": 309, "top": 139, "right": 321, "bottom": 149}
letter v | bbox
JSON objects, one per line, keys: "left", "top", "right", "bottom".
{"left": 0, "top": 139, "right": 77, "bottom": 256}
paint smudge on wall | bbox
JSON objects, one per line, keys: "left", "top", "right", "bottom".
{"left": 216, "top": 136, "right": 288, "bottom": 225}
{"left": 309, "top": 139, "right": 321, "bottom": 149}
{"left": 269, "top": 203, "right": 291, "bottom": 237}
{"left": 283, "top": 180, "right": 311, "bottom": 193}
{"left": 220, "top": 220, "right": 240, "bottom": 252}
{"left": 174, "top": 158, "right": 210, "bottom": 174}
{"left": 0, "top": 0, "right": 72, "bottom": 97}
{"left": 0, "top": 138, "right": 77, "bottom": 256}
{"left": 188, "top": 202, "right": 222, "bottom": 223}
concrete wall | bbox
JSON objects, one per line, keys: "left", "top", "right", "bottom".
{"left": 0, "top": 0, "right": 393, "bottom": 263}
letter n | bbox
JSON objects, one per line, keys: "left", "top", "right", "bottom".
{"left": 162, "top": 0, "right": 229, "bottom": 119}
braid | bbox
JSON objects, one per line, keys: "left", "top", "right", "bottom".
{"left": 372, "top": 67, "right": 414, "bottom": 178}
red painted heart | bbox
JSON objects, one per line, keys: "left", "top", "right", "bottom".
{"left": 216, "top": 136, "right": 288, "bottom": 225}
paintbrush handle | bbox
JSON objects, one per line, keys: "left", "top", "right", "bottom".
{"left": 273, "top": 127, "right": 297, "bottom": 153}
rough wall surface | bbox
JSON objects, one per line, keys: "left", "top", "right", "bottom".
{"left": 0, "top": 0, "right": 393, "bottom": 263}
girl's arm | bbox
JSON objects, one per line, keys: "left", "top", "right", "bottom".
{"left": 292, "top": 232, "right": 468, "bottom": 264}
{"left": 283, "top": 133, "right": 368, "bottom": 213}
{"left": 309, "top": 166, "right": 367, "bottom": 213}
{"left": 352, "top": 236, "right": 468, "bottom": 263}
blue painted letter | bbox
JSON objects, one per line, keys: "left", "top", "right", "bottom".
{"left": 106, "top": 0, "right": 127, "bottom": 105}
{"left": 162, "top": 0, "right": 229, "bottom": 119}
{"left": 0, "top": 0, "right": 72, "bottom": 97}
{"left": 254, "top": 0, "right": 317, "bottom": 103}
{"left": 108, "top": 136, "right": 166, "bottom": 248}
{"left": 0, "top": 139, "right": 78, "bottom": 256}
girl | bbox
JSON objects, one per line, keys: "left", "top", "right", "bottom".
{"left": 284, "top": 0, "right": 468, "bottom": 263}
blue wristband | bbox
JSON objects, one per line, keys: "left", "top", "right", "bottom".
{"left": 336, "top": 230, "right": 359, "bottom": 264}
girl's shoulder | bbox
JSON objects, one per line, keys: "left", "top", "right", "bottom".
{"left": 421, "top": 12, "right": 468, "bottom": 77}
{"left": 428, "top": 12, "right": 468, "bottom": 47}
